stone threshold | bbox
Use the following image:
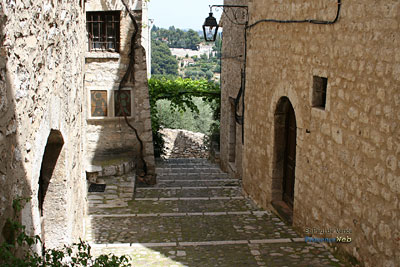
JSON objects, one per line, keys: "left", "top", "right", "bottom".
{"left": 89, "top": 238, "right": 304, "bottom": 248}
{"left": 136, "top": 186, "right": 240, "bottom": 190}
{"left": 155, "top": 179, "right": 239, "bottom": 182}
{"left": 133, "top": 196, "right": 245, "bottom": 201}
{"left": 89, "top": 210, "right": 272, "bottom": 218}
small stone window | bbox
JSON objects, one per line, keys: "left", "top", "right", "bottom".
{"left": 90, "top": 89, "right": 133, "bottom": 118}
{"left": 312, "top": 76, "right": 328, "bottom": 109}
{"left": 87, "top": 11, "right": 120, "bottom": 52}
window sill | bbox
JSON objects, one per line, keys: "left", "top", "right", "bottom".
{"left": 85, "top": 52, "right": 120, "bottom": 59}
{"left": 310, "top": 106, "right": 327, "bottom": 119}
{"left": 311, "top": 106, "right": 326, "bottom": 111}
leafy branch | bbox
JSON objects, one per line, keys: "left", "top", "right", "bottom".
{"left": 1, "top": 197, "right": 131, "bottom": 266}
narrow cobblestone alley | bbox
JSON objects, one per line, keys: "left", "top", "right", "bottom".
{"left": 86, "top": 159, "right": 345, "bottom": 266}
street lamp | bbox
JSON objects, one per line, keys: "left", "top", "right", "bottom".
{"left": 202, "top": 5, "right": 248, "bottom": 42}
{"left": 202, "top": 12, "right": 219, "bottom": 42}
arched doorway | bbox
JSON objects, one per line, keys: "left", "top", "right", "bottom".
{"left": 38, "top": 130, "right": 64, "bottom": 249}
{"left": 272, "top": 97, "right": 297, "bottom": 222}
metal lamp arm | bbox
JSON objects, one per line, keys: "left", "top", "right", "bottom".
{"left": 209, "top": 4, "right": 249, "bottom": 26}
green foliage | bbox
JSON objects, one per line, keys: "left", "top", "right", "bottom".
{"left": 150, "top": 74, "right": 178, "bottom": 81}
{"left": 212, "top": 34, "right": 222, "bottom": 58}
{"left": 213, "top": 64, "right": 221, "bottom": 73}
{"left": 0, "top": 198, "right": 131, "bottom": 267}
{"left": 205, "top": 70, "right": 214, "bottom": 80}
{"left": 151, "top": 40, "right": 179, "bottom": 76}
{"left": 182, "top": 53, "right": 220, "bottom": 81}
{"left": 150, "top": 26, "right": 221, "bottom": 82}
{"left": 157, "top": 98, "right": 214, "bottom": 134}
{"left": 148, "top": 77, "right": 220, "bottom": 112}
{"left": 184, "top": 69, "right": 206, "bottom": 80}
{"left": 152, "top": 26, "right": 201, "bottom": 50}
{"left": 148, "top": 77, "right": 220, "bottom": 156}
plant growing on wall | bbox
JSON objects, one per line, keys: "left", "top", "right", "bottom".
{"left": 0, "top": 197, "right": 131, "bottom": 266}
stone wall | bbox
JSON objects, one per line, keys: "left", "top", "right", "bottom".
{"left": 85, "top": 0, "right": 155, "bottom": 180}
{"left": 161, "top": 128, "right": 208, "bottom": 158}
{"left": 219, "top": 0, "right": 247, "bottom": 179}
{"left": 242, "top": 1, "right": 399, "bottom": 266}
{"left": 0, "top": 1, "right": 87, "bottom": 249}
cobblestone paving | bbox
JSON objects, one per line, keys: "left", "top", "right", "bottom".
{"left": 86, "top": 158, "right": 347, "bottom": 266}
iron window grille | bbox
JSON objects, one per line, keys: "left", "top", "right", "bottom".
{"left": 87, "top": 11, "right": 120, "bottom": 52}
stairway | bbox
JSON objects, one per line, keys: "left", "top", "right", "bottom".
{"left": 86, "top": 158, "right": 344, "bottom": 266}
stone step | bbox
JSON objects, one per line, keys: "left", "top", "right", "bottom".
{"left": 90, "top": 241, "right": 341, "bottom": 267}
{"left": 86, "top": 158, "right": 345, "bottom": 267}
{"left": 88, "top": 197, "right": 258, "bottom": 215}
{"left": 134, "top": 186, "right": 242, "bottom": 198}
{"left": 88, "top": 173, "right": 135, "bottom": 206}
{"left": 86, "top": 158, "right": 135, "bottom": 179}
{"left": 138, "top": 179, "right": 240, "bottom": 188}
{"left": 157, "top": 161, "right": 219, "bottom": 167}
{"left": 156, "top": 174, "right": 231, "bottom": 181}
{"left": 156, "top": 158, "right": 210, "bottom": 164}
{"left": 156, "top": 168, "right": 224, "bottom": 175}
{"left": 86, "top": 212, "right": 297, "bottom": 244}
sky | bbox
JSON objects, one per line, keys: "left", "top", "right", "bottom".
{"left": 148, "top": 0, "right": 224, "bottom": 31}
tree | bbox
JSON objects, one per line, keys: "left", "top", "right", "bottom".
{"left": 151, "top": 25, "right": 202, "bottom": 50}
{"left": 205, "top": 70, "right": 214, "bottom": 81}
{"left": 185, "top": 29, "right": 201, "bottom": 50}
{"left": 151, "top": 40, "right": 179, "bottom": 76}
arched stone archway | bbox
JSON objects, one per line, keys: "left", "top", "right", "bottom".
{"left": 38, "top": 130, "right": 66, "bottom": 249}
{"left": 271, "top": 97, "right": 297, "bottom": 222}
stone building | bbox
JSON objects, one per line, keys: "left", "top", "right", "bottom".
{"left": 219, "top": 0, "right": 247, "bottom": 179}
{"left": 0, "top": 0, "right": 154, "bottom": 250}
{"left": 0, "top": 0, "right": 87, "bottom": 249}
{"left": 84, "top": 0, "right": 155, "bottom": 182}
{"left": 220, "top": 0, "right": 399, "bottom": 266}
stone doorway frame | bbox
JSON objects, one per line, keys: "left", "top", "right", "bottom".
{"left": 271, "top": 97, "right": 297, "bottom": 224}
{"left": 38, "top": 129, "right": 67, "bottom": 249}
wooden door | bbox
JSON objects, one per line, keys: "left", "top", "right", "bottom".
{"left": 282, "top": 104, "right": 296, "bottom": 207}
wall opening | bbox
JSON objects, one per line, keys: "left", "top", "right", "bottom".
{"left": 228, "top": 101, "right": 236, "bottom": 163}
{"left": 312, "top": 76, "right": 328, "bottom": 109}
{"left": 38, "top": 130, "right": 64, "bottom": 247}
{"left": 271, "top": 97, "right": 297, "bottom": 224}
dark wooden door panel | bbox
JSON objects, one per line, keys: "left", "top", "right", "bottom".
{"left": 282, "top": 104, "right": 296, "bottom": 208}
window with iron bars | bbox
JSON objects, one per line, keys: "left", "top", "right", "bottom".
{"left": 87, "top": 11, "right": 120, "bottom": 52}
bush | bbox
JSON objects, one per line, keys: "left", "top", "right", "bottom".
{"left": 0, "top": 197, "right": 131, "bottom": 267}
{"left": 157, "top": 97, "right": 215, "bottom": 134}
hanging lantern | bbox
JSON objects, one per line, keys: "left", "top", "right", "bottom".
{"left": 202, "top": 12, "right": 219, "bottom": 42}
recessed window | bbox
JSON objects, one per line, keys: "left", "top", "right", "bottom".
{"left": 87, "top": 11, "right": 120, "bottom": 52}
{"left": 312, "top": 76, "right": 328, "bottom": 109}
{"left": 90, "top": 89, "right": 133, "bottom": 118}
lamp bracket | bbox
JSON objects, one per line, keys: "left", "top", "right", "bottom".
{"left": 209, "top": 4, "right": 249, "bottom": 26}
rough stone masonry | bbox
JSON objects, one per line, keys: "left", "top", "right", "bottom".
{"left": 239, "top": 1, "right": 400, "bottom": 266}
{"left": 0, "top": 1, "right": 87, "bottom": 249}
{"left": 0, "top": 0, "right": 155, "bottom": 251}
